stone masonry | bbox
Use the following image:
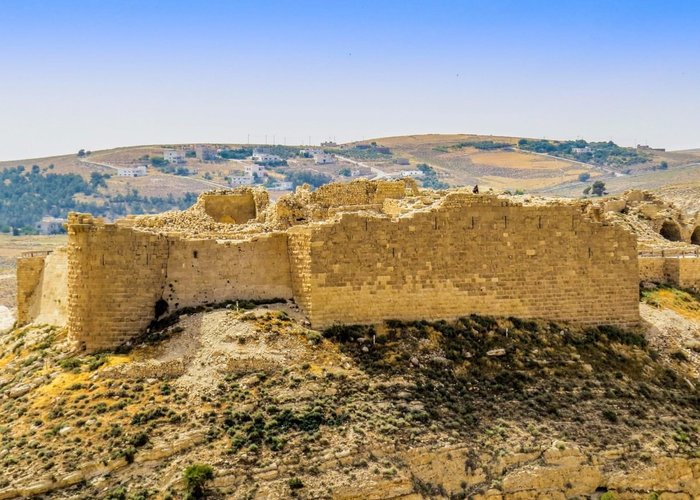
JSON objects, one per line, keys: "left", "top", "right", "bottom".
{"left": 17, "top": 180, "right": 643, "bottom": 350}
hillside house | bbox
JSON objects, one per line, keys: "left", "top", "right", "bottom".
{"left": 163, "top": 148, "right": 186, "bottom": 163}
{"left": 36, "top": 216, "right": 67, "bottom": 235}
{"left": 245, "top": 164, "right": 266, "bottom": 177}
{"left": 251, "top": 149, "right": 282, "bottom": 163}
{"left": 314, "top": 153, "right": 336, "bottom": 165}
{"left": 229, "top": 174, "right": 255, "bottom": 186}
{"left": 572, "top": 146, "right": 593, "bottom": 154}
{"left": 195, "top": 146, "right": 217, "bottom": 161}
{"left": 117, "top": 166, "right": 148, "bottom": 177}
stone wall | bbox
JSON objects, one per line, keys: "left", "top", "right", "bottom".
{"left": 664, "top": 257, "right": 700, "bottom": 291}
{"left": 290, "top": 193, "right": 639, "bottom": 328}
{"left": 639, "top": 256, "right": 700, "bottom": 291}
{"left": 162, "top": 233, "right": 293, "bottom": 311}
{"left": 65, "top": 214, "right": 294, "bottom": 350}
{"left": 67, "top": 215, "right": 169, "bottom": 351}
{"left": 16, "top": 249, "right": 69, "bottom": 327}
{"left": 17, "top": 187, "right": 644, "bottom": 350}
{"left": 201, "top": 192, "right": 257, "bottom": 224}
{"left": 16, "top": 256, "right": 48, "bottom": 326}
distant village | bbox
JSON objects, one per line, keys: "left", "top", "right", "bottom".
{"left": 115, "top": 144, "right": 426, "bottom": 188}
{"left": 33, "top": 143, "right": 431, "bottom": 234}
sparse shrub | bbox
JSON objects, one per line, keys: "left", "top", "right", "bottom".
{"left": 670, "top": 350, "right": 689, "bottom": 362}
{"left": 183, "top": 464, "right": 214, "bottom": 499}
{"left": 306, "top": 331, "right": 322, "bottom": 345}
{"left": 129, "top": 431, "right": 149, "bottom": 448}
{"left": 288, "top": 477, "right": 304, "bottom": 490}
{"left": 59, "top": 358, "right": 82, "bottom": 371}
{"left": 602, "top": 409, "right": 619, "bottom": 423}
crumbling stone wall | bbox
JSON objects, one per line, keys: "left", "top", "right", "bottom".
{"left": 65, "top": 213, "right": 294, "bottom": 350}
{"left": 290, "top": 193, "right": 639, "bottom": 328}
{"left": 16, "top": 249, "right": 69, "bottom": 327}
{"left": 201, "top": 192, "right": 257, "bottom": 224}
{"left": 16, "top": 256, "right": 48, "bottom": 326}
{"left": 19, "top": 184, "right": 643, "bottom": 350}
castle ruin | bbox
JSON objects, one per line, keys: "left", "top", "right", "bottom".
{"left": 17, "top": 179, "right": 681, "bottom": 351}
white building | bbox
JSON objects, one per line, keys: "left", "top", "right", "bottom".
{"left": 163, "top": 148, "right": 186, "bottom": 163}
{"left": 268, "top": 181, "right": 294, "bottom": 191}
{"left": 229, "top": 174, "right": 254, "bottom": 186}
{"left": 314, "top": 153, "right": 336, "bottom": 165}
{"left": 300, "top": 148, "right": 323, "bottom": 157}
{"left": 117, "top": 166, "right": 148, "bottom": 177}
{"left": 571, "top": 146, "right": 592, "bottom": 154}
{"left": 245, "top": 164, "right": 266, "bottom": 177}
{"left": 399, "top": 170, "right": 425, "bottom": 178}
{"left": 36, "top": 216, "right": 66, "bottom": 235}
{"left": 251, "top": 149, "right": 282, "bottom": 163}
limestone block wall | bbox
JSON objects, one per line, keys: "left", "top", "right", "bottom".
{"left": 639, "top": 257, "right": 667, "bottom": 283}
{"left": 67, "top": 216, "right": 169, "bottom": 351}
{"left": 664, "top": 258, "right": 700, "bottom": 291}
{"left": 65, "top": 214, "right": 293, "bottom": 350}
{"left": 287, "top": 228, "right": 313, "bottom": 314}
{"left": 291, "top": 193, "right": 640, "bottom": 328}
{"left": 162, "top": 233, "right": 293, "bottom": 311}
{"left": 33, "top": 248, "right": 69, "bottom": 326}
{"left": 639, "top": 256, "right": 700, "bottom": 291}
{"left": 311, "top": 179, "right": 417, "bottom": 207}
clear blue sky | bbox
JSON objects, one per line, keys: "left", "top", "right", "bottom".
{"left": 1, "top": 0, "right": 698, "bottom": 160}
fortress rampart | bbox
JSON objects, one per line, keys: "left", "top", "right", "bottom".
{"left": 17, "top": 181, "right": 644, "bottom": 350}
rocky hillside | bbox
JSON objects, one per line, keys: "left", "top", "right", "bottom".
{"left": 0, "top": 293, "right": 699, "bottom": 499}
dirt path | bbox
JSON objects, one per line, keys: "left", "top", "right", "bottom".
{"left": 641, "top": 303, "right": 700, "bottom": 378}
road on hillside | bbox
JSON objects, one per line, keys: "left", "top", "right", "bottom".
{"left": 79, "top": 159, "right": 230, "bottom": 189}
{"left": 333, "top": 155, "right": 389, "bottom": 179}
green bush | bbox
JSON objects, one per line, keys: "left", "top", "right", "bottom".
{"left": 183, "top": 464, "right": 214, "bottom": 499}
{"left": 288, "top": 477, "right": 304, "bottom": 490}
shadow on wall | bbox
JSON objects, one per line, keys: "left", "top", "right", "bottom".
{"left": 660, "top": 220, "right": 682, "bottom": 242}
{"left": 692, "top": 226, "right": 700, "bottom": 246}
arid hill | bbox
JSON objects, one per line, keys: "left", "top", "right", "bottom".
{"left": 0, "top": 292, "right": 698, "bottom": 499}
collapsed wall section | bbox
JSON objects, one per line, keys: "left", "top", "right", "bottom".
{"left": 16, "top": 249, "right": 69, "bottom": 327}
{"left": 67, "top": 215, "right": 169, "bottom": 351}
{"left": 16, "top": 255, "right": 49, "bottom": 326}
{"left": 291, "top": 193, "right": 640, "bottom": 328}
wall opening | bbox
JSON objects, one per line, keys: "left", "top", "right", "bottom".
{"left": 660, "top": 220, "right": 682, "bottom": 242}
{"left": 692, "top": 226, "right": 700, "bottom": 245}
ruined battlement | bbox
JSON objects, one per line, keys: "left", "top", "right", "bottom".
{"left": 18, "top": 180, "right": 643, "bottom": 350}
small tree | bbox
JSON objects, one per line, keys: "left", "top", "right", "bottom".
{"left": 578, "top": 172, "right": 590, "bottom": 182}
{"left": 591, "top": 180, "right": 606, "bottom": 196}
{"left": 339, "top": 168, "right": 351, "bottom": 177}
{"left": 77, "top": 149, "right": 86, "bottom": 157}
{"left": 183, "top": 464, "right": 214, "bottom": 499}
{"left": 659, "top": 161, "right": 668, "bottom": 170}
{"left": 582, "top": 186, "right": 591, "bottom": 196}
